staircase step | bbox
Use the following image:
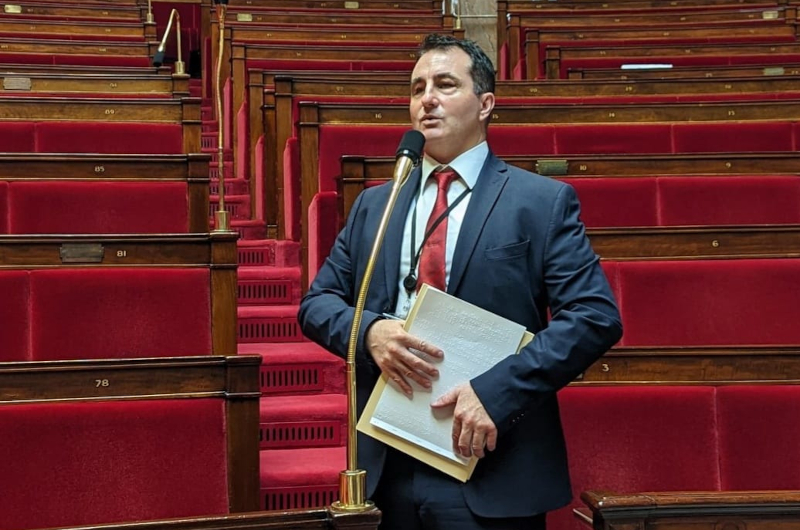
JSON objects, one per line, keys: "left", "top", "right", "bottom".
{"left": 239, "top": 342, "right": 345, "bottom": 395}
{"left": 210, "top": 177, "right": 249, "bottom": 196}
{"left": 259, "top": 394, "right": 346, "bottom": 449}
{"left": 238, "top": 266, "right": 300, "bottom": 305}
{"left": 259, "top": 447, "right": 344, "bottom": 510}
{"left": 202, "top": 119, "right": 218, "bottom": 133}
{"left": 201, "top": 105, "right": 213, "bottom": 121}
{"left": 237, "top": 239, "right": 301, "bottom": 266}
{"left": 209, "top": 194, "right": 251, "bottom": 220}
{"left": 238, "top": 305, "right": 304, "bottom": 343}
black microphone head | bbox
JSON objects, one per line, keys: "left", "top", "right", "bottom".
{"left": 395, "top": 130, "right": 425, "bottom": 165}
{"left": 152, "top": 50, "right": 165, "bottom": 67}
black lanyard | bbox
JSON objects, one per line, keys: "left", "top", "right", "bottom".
{"left": 403, "top": 182, "right": 471, "bottom": 293}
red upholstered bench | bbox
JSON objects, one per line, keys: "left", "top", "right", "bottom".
{"left": 0, "top": 268, "right": 211, "bottom": 362}
{"left": 552, "top": 383, "right": 800, "bottom": 530}
{"left": 602, "top": 258, "right": 800, "bottom": 347}
{"left": 0, "top": 356, "right": 260, "bottom": 530}
{"left": 0, "top": 233, "right": 239, "bottom": 361}
{"left": 565, "top": 175, "right": 800, "bottom": 228}
{"left": 5, "top": 181, "right": 190, "bottom": 234}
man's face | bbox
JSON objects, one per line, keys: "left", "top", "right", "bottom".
{"left": 409, "top": 47, "right": 494, "bottom": 164}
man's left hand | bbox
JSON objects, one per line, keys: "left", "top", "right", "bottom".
{"left": 430, "top": 383, "right": 497, "bottom": 459}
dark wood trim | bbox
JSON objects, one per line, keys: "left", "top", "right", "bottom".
{"left": 55, "top": 507, "right": 381, "bottom": 530}
{"left": 576, "top": 346, "right": 800, "bottom": 384}
{"left": 546, "top": 41, "right": 800, "bottom": 80}
{"left": 582, "top": 490, "right": 800, "bottom": 530}
{"left": 0, "top": 71, "right": 188, "bottom": 97}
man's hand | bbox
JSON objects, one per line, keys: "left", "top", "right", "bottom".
{"left": 366, "top": 319, "right": 443, "bottom": 396}
{"left": 431, "top": 383, "right": 497, "bottom": 459}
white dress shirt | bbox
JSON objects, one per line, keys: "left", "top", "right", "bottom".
{"left": 393, "top": 141, "right": 489, "bottom": 318}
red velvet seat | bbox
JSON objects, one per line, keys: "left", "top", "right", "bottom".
{"left": 27, "top": 268, "right": 212, "bottom": 361}
{"left": 561, "top": 177, "right": 659, "bottom": 228}
{"left": 553, "top": 385, "right": 720, "bottom": 530}
{"left": 659, "top": 176, "right": 800, "bottom": 226}
{"left": 35, "top": 122, "right": 184, "bottom": 154}
{"left": 0, "top": 398, "right": 229, "bottom": 530}
{"left": 0, "top": 181, "right": 7, "bottom": 233}
{"left": 615, "top": 258, "right": 800, "bottom": 347}
{"left": 717, "top": 385, "right": 800, "bottom": 490}
{"left": 0, "top": 270, "right": 29, "bottom": 362}
{"left": 7, "top": 181, "right": 189, "bottom": 234}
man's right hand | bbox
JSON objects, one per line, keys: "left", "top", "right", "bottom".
{"left": 366, "top": 319, "right": 443, "bottom": 396}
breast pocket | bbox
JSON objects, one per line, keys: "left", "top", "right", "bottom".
{"left": 484, "top": 239, "right": 530, "bottom": 261}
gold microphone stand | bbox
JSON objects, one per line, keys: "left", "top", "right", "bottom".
{"left": 145, "top": 0, "right": 155, "bottom": 25}
{"left": 212, "top": 0, "right": 230, "bottom": 232}
{"left": 153, "top": 9, "right": 186, "bottom": 76}
{"left": 333, "top": 134, "right": 423, "bottom": 512}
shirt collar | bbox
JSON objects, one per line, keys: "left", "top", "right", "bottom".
{"left": 419, "top": 141, "right": 489, "bottom": 191}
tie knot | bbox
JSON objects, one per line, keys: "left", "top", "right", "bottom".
{"left": 433, "top": 168, "right": 458, "bottom": 192}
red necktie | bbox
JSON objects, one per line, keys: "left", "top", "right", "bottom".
{"left": 417, "top": 168, "right": 458, "bottom": 292}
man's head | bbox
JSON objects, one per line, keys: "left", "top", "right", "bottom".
{"left": 410, "top": 34, "right": 496, "bottom": 164}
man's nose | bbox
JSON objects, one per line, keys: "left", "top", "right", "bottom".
{"left": 421, "top": 89, "right": 437, "bottom": 107}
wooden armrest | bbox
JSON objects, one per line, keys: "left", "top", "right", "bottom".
{"left": 582, "top": 490, "right": 800, "bottom": 529}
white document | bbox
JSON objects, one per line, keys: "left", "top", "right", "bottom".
{"left": 368, "top": 285, "right": 527, "bottom": 466}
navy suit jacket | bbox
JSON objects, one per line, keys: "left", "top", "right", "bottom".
{"left": 299, "top": 152, "right": 622, "bottom": 518}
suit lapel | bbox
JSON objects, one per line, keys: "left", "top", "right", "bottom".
{"left": 382, "top": 167, "right": 422, "bottom": 303}
{"left": 449, "top": 153, "right": 508, "bottom": 294}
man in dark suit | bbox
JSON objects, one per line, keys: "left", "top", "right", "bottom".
{"left": 299, "top": 34, "right": 622, "bottom": 530}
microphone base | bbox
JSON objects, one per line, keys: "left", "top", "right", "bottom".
{"left": 331, "top": 469, "right": 374, "bottom": 512}
{"left": 213, "top": 210, "right": 231, "bottom": 232}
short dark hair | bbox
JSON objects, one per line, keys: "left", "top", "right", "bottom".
{"left": 418, "top": 34, "right": 496, "bottom": 95}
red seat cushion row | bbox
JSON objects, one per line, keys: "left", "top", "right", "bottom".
{"left": 35, "top": 122, "right": 184, "bottom": 154}
{"left": 6, "top": 181, "right": 188, "bottom": 234}
{"left": 565, "top": 175, "right": 800, "bottom": 228}
{"left": 553, "top": 385, "right": 720, "bottom": 530}
{"left": 0, "top": 181, "right": 7, "bottom": 233}
{"left": 615, "top": 258, "right": 800, "bottom": 347}
{"left": 29, "top": 268, "right": 212, "bottom": 360}
{"left": 0, "top": 398, "right": 229, "bottom": 530}
{"left": 717, "top": 385, "right": 800, "bottom": 490}
{"left": 0, "top": 270, "right": 30, "bottom": 361}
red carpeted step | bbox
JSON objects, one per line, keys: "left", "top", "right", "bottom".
{"left": 210, "top": 177, "right": 249, "bottom": 196}
{"left": 239, "top": 341, "right": 345, "bottom": 395}
{"left": 209, "top": 193, "right": 251, "bottom": 220}
{"left": 238, "top": 305, "right": 304, "bottom": 343}
{"left": 202, "top": 146, "right": 233, "bottom": 164}
{"left": 259, "top": 394, "right": 346, "bottom": 449}
{"left": 201, "top": 120, "right": 218, "bottom": 133}
{"left": 259, "top": 446, "right": 344, "bottom": 510}
{"left": 238, "top": 266, "right": 300, "bottom": 305}
{"left": 237, "top": 239, "right": 301, "bottom": 266}
{"left": 201, "top": 105, "right": 213, "bottom": 121}
{"left": 208, "top": 160, "right": 232, "bottom": 181}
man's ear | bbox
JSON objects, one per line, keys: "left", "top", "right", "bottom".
{"left": 479, "top": 92, "right": 496, "bottom": 123}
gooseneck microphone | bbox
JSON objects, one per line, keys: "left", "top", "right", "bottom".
{"left": 335, "top": 130, "right": 425, "bottom": 512}
{"left": 393, "top": 129, "right": 426, "bottom": 184}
